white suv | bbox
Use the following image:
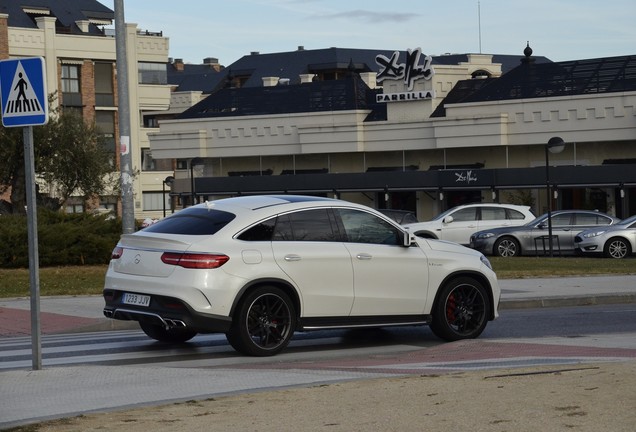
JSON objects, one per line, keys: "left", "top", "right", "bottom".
{"left": 103, "top": 195, "right": 500, "bottom": 356}
{"left": 404, "top": 203, "right": 535, "bottom": 246}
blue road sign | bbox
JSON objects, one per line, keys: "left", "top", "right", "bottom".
{"left": 0, "top": 57, "right": 48, "bottom": 127}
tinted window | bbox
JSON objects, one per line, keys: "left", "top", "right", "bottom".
{"left": 575, "top": 213, "right": 613, "bottom": 226}
{"left": 143, "top": 208, "right": 235, "bottom": 235}
{"left": 337, "top": 209, "right": 401, "bottom": 245}
{"left": 451, "top": 208, "right": 477, "bottom": 222}
{"left": 481, "top": 207, "right": 506, "bottom": 221}
{"left": 238, "top": 218, "right": 276, "bottom": 241}
{"left": 272, "top": 209, "right": 338, "bottom": 242}
{"left": 507, "top": 209, "right": 527, "bottom": 220}
{"left": 550, "top": 214, "right": 572, "bottom": 227}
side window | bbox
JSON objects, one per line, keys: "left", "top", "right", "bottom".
{"left": 576, "top": 214, "right": 613, "bottom": 226}
{"left": 481, "top": 207, "right": 506, "bottom": 221}
{"left": 272, "top": 209, "right": 338, "bottom": 242}
{"left": 550, "top": 214, "right": 572, "bottom": 227}
{"left": 507, "top": 209, "right": 527, "bottom": 220}
{"left": 450, "top": 208, "right": 477, "bottom": 222}
{"left": 237, "top": 218, "right": 276, "bottom": 241}
{"left": 337, "top": 209, "right": 401, "bottom": 245}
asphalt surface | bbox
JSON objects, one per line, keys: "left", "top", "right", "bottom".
{"left": 1, "top": 274, "right": 636, "bottom": 429}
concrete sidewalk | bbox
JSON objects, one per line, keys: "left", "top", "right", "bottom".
{"left": 1, "top": 274, "right": 636, "bottom": 429}
{"left": 1, "top": 275, "right": 636, "bottom": 337}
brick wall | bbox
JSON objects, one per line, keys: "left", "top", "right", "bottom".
{"left": 0, "top": 15, "right": 8, "bottom": 59}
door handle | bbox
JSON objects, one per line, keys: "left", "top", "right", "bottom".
{"left": 284, "top": 254, "right": 301, "bottom": 261}
{"left": 356, "top": 253, "right": 373, "bottom": 260}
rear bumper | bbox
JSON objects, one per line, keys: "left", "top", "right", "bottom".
{"left": 103, "top": 289, "right": 232, "bottom": 334}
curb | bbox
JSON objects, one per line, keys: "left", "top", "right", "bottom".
{"left": 499, "top": 294, "right": 636, "bottom": 310}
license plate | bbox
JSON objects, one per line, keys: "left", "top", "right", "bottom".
{"left": 122, "top": 292, "right": 151, "bottom": 307}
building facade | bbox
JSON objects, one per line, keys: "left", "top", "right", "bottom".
{"left": 149, "top": 47, "right": 636, "bottom": 220}
{"left": 0, "top": 0, "right": 171, "bottom": 219}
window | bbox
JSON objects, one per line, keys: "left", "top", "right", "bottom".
{"left": 141, "top": 149, "right": 155, "bottom": 171}
{"left": 138, "top": 62, "right": 167, "bottom": 84}
{"left": 141, "top": 148, "right": 172, "bottom": 171}
{"left": 65, "top": 203, "right": 84, "bottom": 214}
{"left": 481, "top": 207, "right": 506, "bottom": 221}
{"left": 575, "top": 213, "right": 613, "bottom": 226}
{"left": 550, "top": 214, "right": 572, "bottom": 227}
{"left": 144, "top": 207, "right": 236, "bottom": 235}
{"left": 337, "top": 209, "right": 401, "bottom": 245}
{"left": 451, "top": 208, "right": 477, "bottom": 222}
{"left": 95, "top": 62, "right": 114, "bottom": 106}
{"left": 61, "top": 65, "right": 80, "bottom": 93}
{"left": 238, "top": 218, "right": 277, "bottom": 241}
{"left": 95, "top": 111, "right": 116, "bottom": 167}
{"left": 61, "top": 64, "right": 81, "bottom": 106}
{"left": 507, "top": 209, "right": 528, "bottom": 220}
{"left": 275, "top": 209, "right": 338, "bottom": 241}
{"left": 142, "top": 192, "right": 169, "bottom": 211}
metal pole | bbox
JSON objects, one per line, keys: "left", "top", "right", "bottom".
{"left": 24, "top": 126, "right": 42, "bottom": 370}
{"left": 190, "top": 164, "right": 195, "bottom": 207}
{"left": 545, "top": 145, "right": 554, "bottom": 257}
{"left": 162, "top": 181, "right": 166, "bottom": 217}
{"left": 114, "top": 0, "right": 134, "bottom": 234}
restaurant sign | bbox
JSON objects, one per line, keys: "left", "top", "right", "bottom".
{"left": 375, "top": 47, "right": 435, "bottom": 103}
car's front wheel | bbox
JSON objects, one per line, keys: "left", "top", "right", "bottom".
{"left": 494, "top": 237, "right": 520, "bottom": 257}
{"left": 605, "top": 237, "right": 631, "bottom": 259}
{"left": 226, "top": 286, "right": 297, "bottom": 356}
{"left": 430, "top": 277, "right": 490, "bottom": 341}
{"left": 139, "top": 321, "right": 197, "bottom": 343}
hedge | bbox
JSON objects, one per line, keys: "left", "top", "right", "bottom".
{"left": 0, "top": 210, "right": 122, "bottom": 268}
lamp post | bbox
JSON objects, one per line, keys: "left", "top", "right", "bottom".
{"left": 189, "top": 157, "right": 203, "bottom": 207}
{"left": 545, "top": 137, "right": 565, "bottom": 257}
{"left": 162, "top": 176, "right": 174, "bottom": 217}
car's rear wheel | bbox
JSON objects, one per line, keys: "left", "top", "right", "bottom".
{"left": 139, "top": 321, "right": 197, "bottom": 343}
{"left": 494, "top": 237, "right": 520, "bottom": 257}
{"left": 430, "top": 277, "right": 490, "bottom": 341}
{"left": 605, "top": 237, "right": 631, "bottom": 259}
{"left": 226, "top": 286, "right": 297, "bottom": 356}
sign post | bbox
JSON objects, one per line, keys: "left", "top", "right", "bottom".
{"left": 0, "top": 57, "right": 49, "bottom": 370}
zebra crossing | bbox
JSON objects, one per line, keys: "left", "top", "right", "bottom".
{"left": 0, "top": 330, "right": 235, "bottom": 371}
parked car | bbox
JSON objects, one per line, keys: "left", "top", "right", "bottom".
{"left": 469, "top": 209, "right": 620, "bottom": 257}
{"left": 378, "top": 209, "right": 419, "bottom": 224}
{"left": 574, "top": 214, "right": 636, "bottom": 258}
{"left": 103, "top": 195, "right": 500, "bottom": 356}
{"left": 404, "top": 203, "right": 535, "bottom": 246}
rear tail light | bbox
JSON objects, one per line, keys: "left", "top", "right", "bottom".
{"left": 111, "top": 246, "right": 124, "bottom": 260}
{"left": 161, "top": 252, "right": 230, "bottom": 269}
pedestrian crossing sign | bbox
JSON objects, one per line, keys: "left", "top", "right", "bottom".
{"left": 0, "top": 57, "right": 48, "bottom": 127}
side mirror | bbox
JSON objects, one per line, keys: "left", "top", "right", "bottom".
{"left": 403, "top": 231, "right": 413, "bottom": 247}
{"left": 443, "top": 215, "right": 454, "bottom": 224}
{"left": 538, "top": 222, "right": 548, "bottom": 229}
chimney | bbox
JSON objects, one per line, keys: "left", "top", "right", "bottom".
{"left": 173, "top": 58, "right": 184, "bottom": 71}
{"left": 359, "top": 72, "right": 378, "bottom": 89}
{"left": 75, "top": 20, "right": 90, "bottom": 32}
{"left": 262, "top": 77, "right": 279, "bottom": 87}
{"left": 299, "top": 73, "right": 315, "bottom": 83}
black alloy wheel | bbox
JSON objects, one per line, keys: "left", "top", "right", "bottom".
{"left": 226, "top": 286, "right": 296, "bottom": 356}
{"left": 430, "top": 277, "right": 490, "bottom": 341}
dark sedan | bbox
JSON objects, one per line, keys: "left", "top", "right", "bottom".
{"left": 469, "top": 210, "right": 620, "bottom": 257}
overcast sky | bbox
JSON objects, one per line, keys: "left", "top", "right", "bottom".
{"left": 101, "top": 0, "right": 636, "bottom": 66}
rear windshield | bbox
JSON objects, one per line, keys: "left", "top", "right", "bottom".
{"left": 143, "top": 208, "right": 236, "bottom": 235}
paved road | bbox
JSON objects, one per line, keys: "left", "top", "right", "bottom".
{"left": 1, "top": 275, "right": 636, "bottom": 429}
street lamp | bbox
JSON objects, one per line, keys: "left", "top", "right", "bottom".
{"left": 189, "top": 157, "right": 204, "bottom": 206}
{"left": 162, "top": 176, "right": 174, "bottom": 217}
{"left": 545, "top": 137, "right": 565, "bottom": 256}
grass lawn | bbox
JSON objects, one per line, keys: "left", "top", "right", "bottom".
{"left": 0, "top": 257, "right": 634, "bottom": 299}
